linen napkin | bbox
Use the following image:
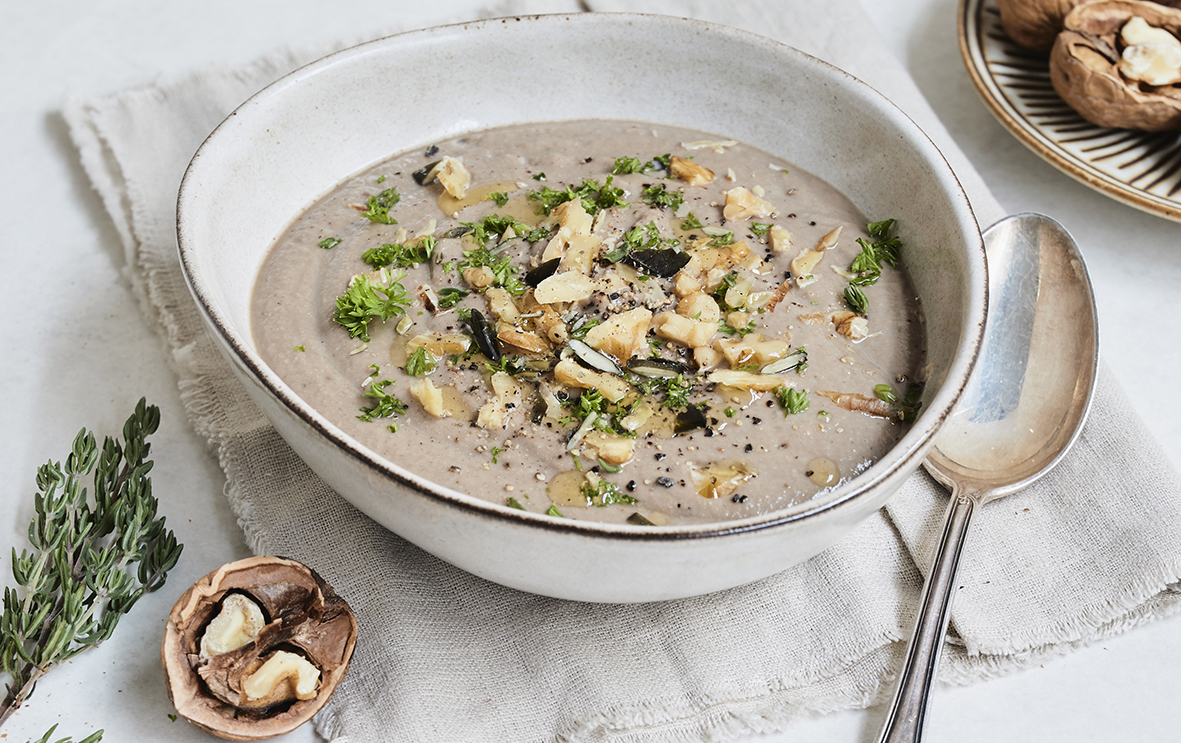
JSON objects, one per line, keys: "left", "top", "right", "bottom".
{"left": 64, "top": 0, "right": 1181, "bottom": 741}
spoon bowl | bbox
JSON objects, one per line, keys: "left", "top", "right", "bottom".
{"left": 876, "top": 213, "right": 1098, "bottom": 742}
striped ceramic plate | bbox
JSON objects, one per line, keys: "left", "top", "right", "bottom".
{"left": 959, "top": 0, "right": 1181, "bottom": 222}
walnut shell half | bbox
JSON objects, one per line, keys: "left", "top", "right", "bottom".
{"left": 999, "top": 0, "right": 1181, "bottom": 52}
{"left": 161, "top": 556, "right": 358, "bottom": 741}
{"left": 1050, "top": 0, "right": 1181, "bottom": 131}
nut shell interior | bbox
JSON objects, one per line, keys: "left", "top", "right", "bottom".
{"left": 998, "top": 0, "right": 1093, "bottom": 51}
{"left": 161, "top": 556, "right": 358, "bottom": 741}
{"left": 1049, "top": 0, "right": 1181, "bottom": 131}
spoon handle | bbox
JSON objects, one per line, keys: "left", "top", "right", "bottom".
{"left": 875, "top": 492, "right": 978, "bottom": 743}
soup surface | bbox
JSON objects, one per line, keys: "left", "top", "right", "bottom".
{"left": 252, "top": 120, "right": 925, "bottom": 525}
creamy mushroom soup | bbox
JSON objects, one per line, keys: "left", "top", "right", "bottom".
{"left": 251, "top": 120, "right": 926, "bottom": 526}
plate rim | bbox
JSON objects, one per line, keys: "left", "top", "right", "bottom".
{"left": 958, "top": 0, "right": 1181, "bottom": 223}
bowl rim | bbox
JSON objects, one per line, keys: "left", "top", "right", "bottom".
{"left": 177, "top": 11, "right": 986, "bottom": 544}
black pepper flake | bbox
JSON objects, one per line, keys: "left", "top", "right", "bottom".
{"left": 809, "top": 221, "right": 816, "bottom": 226}
{"left": 765, "top": 400, "right": 775, "bottom": 407}
{"left": 731, "top": 494, "right": 748, "bottom": 503}
{"left": 656, "top": 477, "right": 674, "bottom": 488}
{"left": 655, "top": 453, "right": 666, "bottom": 461}
{"left": 752, "top": 417, "right": 762, "bottom": 425}
{"left": 704, "top": 429, "right": 715, "bottom": 437}
{"left": 424, "top": 145, "right": 439, "bottom": 157}
{"left": 744, "top": 444, "right": 753, "bottom": 453}
{"left": 626, "top": 480, "right": 637, "bottom": 492}
{"left": 787, "top": 213, "right": 797, "bottom": 219}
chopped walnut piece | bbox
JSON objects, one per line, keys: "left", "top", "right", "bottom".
{"left": 433, "top": 156, "right": 470, "bottom": 199}
{"left": 497, "top": 323, "right": 550, "bottom": 354}
{"left": 816, "top": 226, "right": 843, "bottom": 250}
{"left": 583, "top": 431, "right": 636, "bottom": 465}
{"left": 714, "top": 334, "right": 791, "bottom": 367}
{"left": 485, "top": 287, "right": 520, "bottom": 322}
{"left": 817, "top": 389, "right": 895, "bottom": 419}
{"left": 689, "top": 461, "right": 756, "bottom": 499}
{"left": 669, "top": 155, "right": 715, "bottom": 186}
{"left": 654, "top": 311, "right": 717, "bottom": 349}
{"left": 693, "top": 346, "right": 723, "bottom": 371}
{"left": 476, "top": 371, "right": 524, "bottom": 429}
{"left": 462, "top": 265, "right": 495, "bottom": 289}
{"left": 790, "top": 249, "right": 825, "bottom": 287}
{"left": 409, "top": 378, "right": 448, "bottom": 418}
{"left": 553, "top": 358, "right": 631, "bottom": 402}
{"left": 832, "top": 311, "right": 869, "bottom": 341}
{"left": 559, "top": 233, "right": 602, "bottom": 274}
{"left": 764, "top": 279, "right": 792, "bottom": 313}
{"left": 534, "top": 271, "right": 596, "bottom": 304}
{"left": 676, "top": 292, "right": 722, "bottom": 323}
{"left": 769, "top": 226, "right": 793, "bottom": 253}
{"left": 707, "top": 369, "right": 786, "bottom": 392}
{"left": 541, "top": 199, "right": 594, "bottom": 262}
{"left": 722, "top": 187, "right": 776, "bottom": 221}
{"left": 241, "top": 650, "right": 321, "bottom": 706}
{"left": 798, "top": 312, "right": 826, "bottom": 325}
{"left": 584, "top": 307, "right": 653, "bottom": 361}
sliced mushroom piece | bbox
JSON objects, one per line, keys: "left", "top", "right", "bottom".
{"left": 162, "top": 556, "right": 357, "bottom": 741}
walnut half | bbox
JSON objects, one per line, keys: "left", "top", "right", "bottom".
{"left": 162, "top": 556, "right": 358, "bottom": 740}
{"left": 1050, "top": 0, "right": 1181, "bottom": 131}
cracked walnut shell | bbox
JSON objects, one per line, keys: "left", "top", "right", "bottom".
{"left": 161, "top": 556, "right": 358, "bottom": 740}
{"left": 1050, "top": 0, "right": 1181, "bottom": 131}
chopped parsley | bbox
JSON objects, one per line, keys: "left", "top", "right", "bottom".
{"left": 506, "top": 496, "right": 527, "bottom": 510}
{"left": 750, "top": 222, "right": 772, "bottom": 237}
{"left": 844, "top": 285, "right": 869, "bottom": 316}
{"left": 404, "top": 347, "right": 436, "bottom": 377}
{"left": 531, "top": 172, "right": 546, "bottom": 181}
{"left": 718, "top": 316, "right": 757, "bottom": 336}
{"left": 603, "top": 221, "right": 678, "bottom": 263}
{"left": 568, "top": 316, "right": 602, "bottom": 341}
{"left": 707, "top": 231, "right": 735, "bottom": 247}
{"left": 546, "top": 504, "right": 563, "bottom": 517}
{"left": 680, "top": 213, "right": 703, "bottom": 230}
{"left": 488, "top": 191, "right": 510, "bottom": 207}
{"left": 376, "top": 174, "right": 386, "bottom": 184}
{"left": 358, "top": 379, "right": 408, "bottom": 422}
{"left": 318, "top": 237, "right": 342, "bottom": 250}
{"left": 490, "top": 446, "right": 504, "bottom": 464}
{"left": 640, "top": 183, "right": 684, "bottom": 211}
{"left": 875, "top": 382, "right": 924, "bottom": 421}
{"left": 775, "top": 387, "right": 810, "bottom": 415}
{"left": 581, "top": 478, "right": 638, "bottom": 507}
{"left": 362, "top": 235, "right": 436, "bottom": 269}
{"left": 360, "top": 187, "right": 400, "bottom": 224}
{"left": 611, "top": 156, "right": 647, "bottom": 174}
{"left": 293, "top": 345, "right": 306, "bottom": 352}
{"left": 528, "top": 176, "right": 628, "bottom": 216}
{"left": 437, "top": 287, "right": 470, "bottom": 309}
{"left": 333, "top": 270, "right": 411, "bottom": 342}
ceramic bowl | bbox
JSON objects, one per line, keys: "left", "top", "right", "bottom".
{"left": 177, "top": 13, "right": 986, "bottom": 603}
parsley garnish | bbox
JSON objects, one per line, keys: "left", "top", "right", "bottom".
{"left": 603, "top": 222, "right": 678, "bottom": 263}
{"left": 532, "top": 172, "right": 546, "bottom": 181}
{"left": 775, "top": 387, "right": 810, "bottom": 415}
{"left": 612, "top": 156, "right": 647, "bottom": 174}
{"left": 332, "top": 270, "right": 411, "bottom": 342}
{"left": 362, "top": 235, "right": 436, "bottom": 269}
{"left": 437, "top": 287, "right": 469, "bottom": 309}
{"left": 293, "top": 345, "right": 305, "bottom": 352}
{"left": 506, "top": 496, "right": 527, "bottom": 510}
{"left": 546, "top": 504, "right": 563, "bottom": 517}
{"left": 360, "top": 187, "right": 400, "bottom": 224}
{"left": 358, "top": 379, "right": 407, "bottom": 422}
{"left": 875, "top": 382, "right": 924, "bottom": 421}
{"left": 580, "top": 479, "right": 638, "bottom": 507}
{"left": 680, "top": 213, "right": 703, "bottom": 230}
{"left": 569, "top": 316, "right": 602, "bottom": 341}
{"left": 750, "top": 222, "right": 771, "bottom": 237}
{"left": 528, "top": 176, "right": 628, "bottom": 216}
{"left": 640, "top": 183, "right": 684, "bottom": 211}
{"left": 376, "top": 174, "right": 386, "bottom": 184}
{"left": 707, "top": 231, "right": 735, "bottom": 247}
{"left": 318, "top": 237, "right": 342, "bottom": 250}
{"left": 488, "top": 192, "right": 510, "bottom": 207}
{"left": 405, "top": 347, "right": 436, "bottom": 377}
{"left": 844, "top": 285, "right": 869, "bottom": 316}
{"left": 490, "top": 446, "right": 504, "bottom": 464}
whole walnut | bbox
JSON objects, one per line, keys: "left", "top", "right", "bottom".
{"left": 999, "top": 0, "right": 1181, "bottom": 51}
{"left": 1050, "top": 0, "right": 1181, "bottom": 131}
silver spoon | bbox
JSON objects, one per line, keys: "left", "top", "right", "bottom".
{"left": 875, "top": 213, "right": 1099, "bottom": 743}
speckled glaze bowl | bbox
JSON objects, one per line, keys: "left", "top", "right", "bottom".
{"left": 177, "top": 13, "right": 986, "bottom": 603}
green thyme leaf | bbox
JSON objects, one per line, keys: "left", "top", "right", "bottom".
{"left": 844, "top": 285, "right": 869, "bottom": 316}
{"left": 775, "top": 387, "right": 810, "bottom": 415}
{"left": 0, "top": 400, "right": 182, "bottom": 726}
{"left": 358, "top": 379, "right": 407, "bottom": 422}
{"left": 332, "top": 270, "right": 411, "bottom": 341}
{"left": 360, "top": 187, "right": 400, "bottom": 224}
{"left": 437, "top": 287, "right": 470, "bottom": 309}
{"left": 404, "top": 347, "right": 436, "bottom": 377}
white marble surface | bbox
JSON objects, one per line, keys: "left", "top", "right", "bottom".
{"left": 2, "top": 1, "right": 1178, "bottom": 741}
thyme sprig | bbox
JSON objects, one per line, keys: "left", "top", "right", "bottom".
{"left": 0, "top": 400, "right": 183, "bottom": 727}
{"left": 27, "top": 724, "right": 102, "bottom": 743}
